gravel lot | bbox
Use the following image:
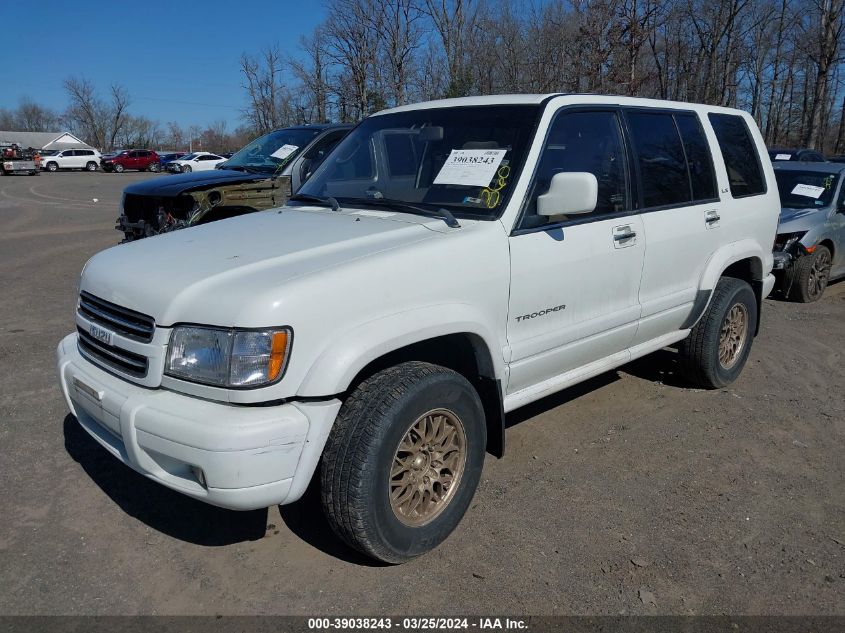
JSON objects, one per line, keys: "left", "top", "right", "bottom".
{"left": 0, "top": 171, "right": 843, "bottom": 616}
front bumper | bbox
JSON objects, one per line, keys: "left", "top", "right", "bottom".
{"left": 57, "top": 333, "right": 341, "bottom": 510}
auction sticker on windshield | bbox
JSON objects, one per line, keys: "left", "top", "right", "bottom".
{"left": 433, "top": 149, "right": 507, "bottom": 187}
{"left": 791, "top": 184, "right": 826, "bottom": 198}
{"left": 775, "top": 153, "right": 792, "bottom": 160}
{"left": 271, "top": 144, "right": 299, "bottom": 160}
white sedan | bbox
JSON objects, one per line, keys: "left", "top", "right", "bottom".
{"left": 168, "top": 152, "right": 226, "bottom": 173}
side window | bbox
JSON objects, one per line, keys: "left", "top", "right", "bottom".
{"left": 522, "top": 110, "right": 628, "bottom": 226}
{"left": 305, "top": 131, "right": 345, "bottom": 162}
{"left": 708, "top": 113, "right": 766, "bottom": 197}
{"left": 675, "top": 113, "right": 717, "bottom": 201}
{"left": 626, "top": 111, "right": 689, "bottom": 208}
{"left": 128, "top": 151, "right": 139, "bottom": 158}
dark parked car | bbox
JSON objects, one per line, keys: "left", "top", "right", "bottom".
{"left": 158, "top": 152, "right": 188, "bottom": 170}
{"left": 828, "top": 155, "right": 845, "bottom": 164}
{"left": 101, "top": 149, "right": 161, "bottom": 173}
{"left": 768, "top": 148, "right": 827, "bottom": 163}
{"left": 116, "top": 123, "right": 351, "bottom": 241}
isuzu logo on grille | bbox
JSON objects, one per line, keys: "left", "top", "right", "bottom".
{"left": 89, "top": 323, "right": 115, "bottom": 346}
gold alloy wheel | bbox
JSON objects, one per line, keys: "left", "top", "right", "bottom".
{"left": 389, "top": 408, "right": 467, "bottom": 527}
{"left": 719, "top": 303, "right": 748, "bottom": 370}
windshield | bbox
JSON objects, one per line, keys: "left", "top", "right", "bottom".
{"left": 223, "top": 128, "right": 321, "bottom": 172}
{"left": 775, "top": 170, "right": 840, "bottom": 208}
{"left": 294, "top": 105, "right": 540, "bottom": 219}
{"left": 180, "top": 153, "right": 199, "bottom": 161}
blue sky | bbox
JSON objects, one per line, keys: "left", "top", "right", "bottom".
{"left": 2, "top": 2, "right": 327, "bottom": 129}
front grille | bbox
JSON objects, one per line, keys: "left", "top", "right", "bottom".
{"left": 78, "top": 292, "right": 155, "bottom": 342}
{"left": 77, "top": 327, "right": 149, "bottom": 377}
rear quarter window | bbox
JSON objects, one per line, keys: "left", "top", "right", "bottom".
{"left": 708, "top": 113, "right": 766, "bottom": 197}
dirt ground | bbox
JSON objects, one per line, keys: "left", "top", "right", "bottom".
{"left": 0, "top": 171, "right": 843, "bottom": 616}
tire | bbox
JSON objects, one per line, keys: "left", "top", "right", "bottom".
{"left": 788, "top": 245, "right": 831, "bottom": 303}
{"left": 182, "top": 165, "right": 192, "bottom": 173}
{"left": 46, "top": 162, "right": 58, "bottom": 172}
{"left": 149, "top": 162, "right": 160, "bottom": 173}
{"left": 320, "top": 361, "right": 486, "bottom": 564}
{"left": 114, "top": 163, "right": 124, "bottom": 173}
{"left": 678, "top": 276, "right": 757, "bottom": 389}
{"left": 86, "top": 161, "right": 97, "bottom": 171}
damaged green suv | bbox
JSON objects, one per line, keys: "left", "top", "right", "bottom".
{"left": 116, "top": 124, "right": 351, "bottom": 242}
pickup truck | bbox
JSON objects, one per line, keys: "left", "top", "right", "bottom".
{"left": 58, "top": 94, "right": 779, "bottom": 563}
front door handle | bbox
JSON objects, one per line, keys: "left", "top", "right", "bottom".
{"left": 613, "top": 230, "right": 637, "bottom": 241}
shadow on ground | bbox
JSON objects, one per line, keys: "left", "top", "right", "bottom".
{"left": 618, "top": 347, "right": 690, "bottom": 388}
{"left": 63, "top": 414, "right": 268, "bottom": 546}
{"left": 277, "top": 478, "right": 385, "bottom": 567}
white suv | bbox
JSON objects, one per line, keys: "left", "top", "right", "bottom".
{"left": 57, "top": 95, "right": 779, "bottom": 563}
{"left": 42, "top": 148, "right": 102, "bottom": 172}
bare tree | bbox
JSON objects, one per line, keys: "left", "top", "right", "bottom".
{"left": 240, "top": 45, "right": 289, "bottom": 133}
{"left": 422, "top": 0, "right": 478, "bottom": 97}
{"left": 803, "top": 0, "right": 845, "bottom": 149}
{"left": 290, "top": 26, "right": 331, "bottom": 122}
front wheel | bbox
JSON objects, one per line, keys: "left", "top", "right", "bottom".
{"left": 86, "top": 161, "right": 97, "bottom": 171}
{"left": 114, "top": 163, "right": 125, "bottom": 173}
{"left": 789, "top": 245, "right": 831, "bottom": 303}
{"left": 47, "top": 162, "right": 58, "bottom": 172}
{"left": 678, "top": 276, "right": 757, "bottom": 389}
{"left": 320, "top": 361, "right": 486, "bottom": 564}
{"left": 182, "top": 165, "right": 192, "bottom": 173}
{"left": 149, "top": 162, "right": 160, "bottom": 172}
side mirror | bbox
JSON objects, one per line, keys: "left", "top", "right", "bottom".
{"left": 537, "top": 172, "right": 598, "bottom": 216}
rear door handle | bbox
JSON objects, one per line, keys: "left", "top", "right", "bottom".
{"left": 613, "top": 230, "right": 637, "bottom": 241}
{"left": 705, "top": 210, "right": 721, "bottom": 227}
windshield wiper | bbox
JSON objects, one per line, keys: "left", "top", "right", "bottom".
{"left": 343, "top": 197, "right": 460, "bottom": 228}
{"left": 288, "top": 193, "right": 340, "bottom": 211}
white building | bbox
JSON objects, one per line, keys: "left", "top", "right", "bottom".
{"left": 0, "top": 131, "right": 94, "bottom": 152}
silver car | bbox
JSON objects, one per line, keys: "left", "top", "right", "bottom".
{"left": 772, "top": 162, "right": 845, "bottom": 302}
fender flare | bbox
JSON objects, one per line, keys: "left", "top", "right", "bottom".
{"left": 295, "top": 303, "right": 505, "bottom": 398}
{"left": 685, "top": 239, "right": 767, "bottom": 330}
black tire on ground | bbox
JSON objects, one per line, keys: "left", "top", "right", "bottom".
{"left": 86, "top": 161, "right": 97, "bottom": 171}
{"left": 320, "top": 361, "right": 486, "bottom": 564}
{"left": 182, "top": 165, "right": 192, "bottom": 173}
{"left": 47, "top": 162, "right": 58, "bottom": 172}
{"left": 788, "top": 245, "right": 831, "bottom": 303}
{"left": 678, "top": 276, "right": 757, "bottom": 389}
{"left": 114, "top": 163, "right": 124, "bottom": 173}
{"left": 149, "top": 162, "right": 160, "bottom": 172}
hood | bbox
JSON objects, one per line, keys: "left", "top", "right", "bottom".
{"left": 122, "top": 169, "right": 271, "bottom": 197}
{"left": 80, "top": 207, "right": 441, "bottom": 326}
{"left": 777, "top": 205, "right": 830, "bottom": 234}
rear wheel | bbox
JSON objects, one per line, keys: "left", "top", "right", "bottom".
{"left": 86, "top": 161, "right": 97, "bottom": 171}
{"left": 320, "top": 361, "right": 486, "bottom": 564}
{"left": 679, "top": 277, "right": 757, "bottom": 389}
{"left": 789, "top": 245, "right": 831, "bottom": 303}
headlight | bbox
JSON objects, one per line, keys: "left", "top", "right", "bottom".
{"left": 165, "top": 326, "right": 292, "bottom": 388}
{"left": 774, "top": 231, "right": 806, "bottom": 251}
